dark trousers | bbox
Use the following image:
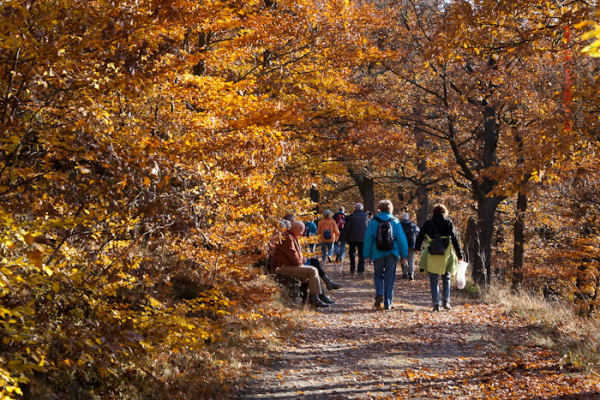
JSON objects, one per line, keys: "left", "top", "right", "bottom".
{"left": 348, "top": 242, "right": 365, "bottom": 274}
{"left": 300, "top": 258, "right": 328, "bottom": 302}
{"left": 305, "top": 257, "right": 327, "bottom": 278}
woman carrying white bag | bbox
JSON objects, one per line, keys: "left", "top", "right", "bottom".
{"left": 414, "top": 204, "right": 464, "bottom": 312}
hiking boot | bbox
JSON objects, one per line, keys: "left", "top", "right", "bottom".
{"left": 335, "top": 255, "right": 340, "bottom": 263}
{"left": 442, "top": 301, "right": 451, "bottom": 310}
{"left": 327, "top": 256, "right": 332, "bottom": 263}
{"left": 374, "top": 295, "right": 384, "bottom": 310}
{"left": 432, "top": 304, "right": 440, "bottom": 312}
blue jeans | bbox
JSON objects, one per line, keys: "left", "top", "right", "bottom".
{"left": 429, "top": 272, "right": 451, "bottom": 306}
{"left": 348, "top": 242, "right": 364, "bottom": 274}
{"left": 334, "top": 240, "right": 346, "bottom": 261}
{"left": 373, "top": 254, "right": 398, "bottom": 308}
{"left": 321, "top": 242, "right": 333, "bottom": 263}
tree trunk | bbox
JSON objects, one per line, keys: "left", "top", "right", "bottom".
{"left": 471, "top": 193, "right": 504, "bottom": 285}
{"left": 193, "top": 31, "right": 211, "bottom": 76}
{"left": 309, "top": 185, "right": 320, "bottom": 216}
{"left": 414, "top": 96, "right": 429, "bottom": 227}
{"left": 512, "top": 191, "right": 527, "bottom": 289}
{"left": 465, "top": 217, "right": 478, "bottom": 265}
{"left": 348, "top": 168, "right": 375, "bottom": 213}
{"left": 416, "top": 159, "right": 429, "bottom": 227}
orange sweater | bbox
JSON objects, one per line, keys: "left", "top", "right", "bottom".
{"left": 317, "top": 218, "right": 339, "bottom": 243}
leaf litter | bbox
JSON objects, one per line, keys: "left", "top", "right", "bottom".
{"left": 237, "top": 263, "right": 600, "bottom": 399}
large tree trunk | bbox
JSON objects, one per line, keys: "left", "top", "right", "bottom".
{"left": 512, "top": 191, "right": 527, "bottom": 289}
{"left": 471, "top": 192, "right": 504, "bottom": 285}
{"left": 348, "top": 168, "right": 375, "bottom": 213}
{"left": 449, "top": 102, "right": 505, "bottom": 285}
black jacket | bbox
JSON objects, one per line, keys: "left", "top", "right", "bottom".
{"left": 344, "top": 209, "right": 369, "bottom": 243}
{"left": 414, "top": 213, "right": 463, "bottom": 259}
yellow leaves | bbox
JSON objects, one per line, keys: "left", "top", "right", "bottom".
{"left": 577, "top": 20, "right": 600, "bottom": 57}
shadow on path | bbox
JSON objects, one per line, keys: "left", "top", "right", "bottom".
{"left": 236, "top": 261, "right": 600, "bottom": 400}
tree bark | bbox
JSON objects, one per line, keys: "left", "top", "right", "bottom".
{"left": 414, "top": 97, "right": 429, "bottom": 227}
{"left": 471, "top": 189, "right": 504, "bottom": 285}
{"left": 465, "top": 217, "right": 478, "bottom": 265}
{"left": 193, "top": 31, "right": 211, "bottom": 76}
{"left": 416, "top": 160, "right": 429, "bottom": 227}
{"left": 348, "top": 168, "right": 375, "bottom": 213}
{"left": 512, "top": 191, "right": 527, "bottom": 289}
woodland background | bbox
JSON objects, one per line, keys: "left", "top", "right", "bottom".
{"left": 1, "top": 0, "right": 600, "bottom": 398}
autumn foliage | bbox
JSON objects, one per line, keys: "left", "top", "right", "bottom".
{"left": 1, "top": 0, "right": 600, "bottom": 397}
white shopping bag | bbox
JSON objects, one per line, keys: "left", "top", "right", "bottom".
{"left": 456, "top": 261, "right": 468, "bottom": 290}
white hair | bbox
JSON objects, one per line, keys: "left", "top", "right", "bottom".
{"left": 355, "top": 203, "right": 363, "bottom": 210}
{"left": 400, "top": 212, "right": 409, "bottom": 221}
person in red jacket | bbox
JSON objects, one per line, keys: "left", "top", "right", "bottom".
{"left": 272, "top": 221, "right": 330, "bottom": 308}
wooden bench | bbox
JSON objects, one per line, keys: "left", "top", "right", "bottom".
{"left": 272, "top": 275, "right": 307, "bottom": 305}
{"left": 263, "top": 257, "right": 308, "bottom": 305}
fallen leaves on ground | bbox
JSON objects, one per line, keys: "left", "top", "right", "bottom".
{"left": 237, "top": 263, "right": 600, "bottom": 399}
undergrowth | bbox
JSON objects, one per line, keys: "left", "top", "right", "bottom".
{"left": 481, "top": 283, "right": 600, "bottom": 370}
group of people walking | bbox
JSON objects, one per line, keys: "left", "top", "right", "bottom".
{"left": 269, "top": 200, "right": 463, "bottom": 311}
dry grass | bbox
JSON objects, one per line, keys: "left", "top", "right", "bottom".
{"left": 481, "top": 282, "right": 600, "bottom": 369}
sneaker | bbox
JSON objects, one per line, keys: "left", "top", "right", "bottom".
{"left": 384, "top": 305, "right": 393, "bottom": 311}
{"left": 374, "top": 295, "right": 384, "bottom": 310}
{"left": 442, "top": 301, "right": 451, "bottom": 310}
{"left": 327, "top": 256, "right": 332, "bottom": 263}
{"left": 432, "top": 304, "right": 440, "bottom": 312}
{"left": 408, "top": 274, "right": 415, "bottom": 281}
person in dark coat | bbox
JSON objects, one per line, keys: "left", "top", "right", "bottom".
{"left": 400, "top": 212, "right": 420, "bottom": 281}
{"left": 344, "top": 203, "right": 370, "bottom": 275}
{"left": 414, "top": 204, "right": 463, "bottom": 312}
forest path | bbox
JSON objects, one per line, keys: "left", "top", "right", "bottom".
{"left": 236, "top": 261, "right": 600, "bottom": 399}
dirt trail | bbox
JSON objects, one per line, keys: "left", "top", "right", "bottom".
{"left": 236, "top": 262, "right": 600, "bottom": 400}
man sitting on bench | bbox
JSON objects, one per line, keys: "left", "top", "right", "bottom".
{"left": 272, "top": 221, "right": 330, "bottom": 308}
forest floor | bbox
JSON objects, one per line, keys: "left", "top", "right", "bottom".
{"left": 236, "top": 260, "right": 600, "bottom": 400}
